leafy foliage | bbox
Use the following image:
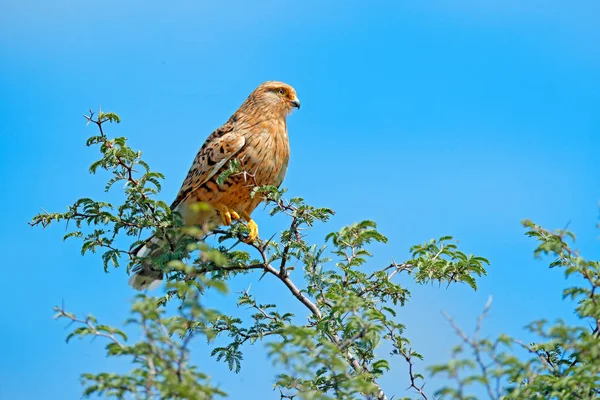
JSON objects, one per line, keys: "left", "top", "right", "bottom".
{"left": 429, "top": 222, "right": 600, "bottom": 399}
{"left": 53, "top": 291, "right": 226, "bottom": 399}
{"left": 32, "top": 110, "right": 599, "bottom": 399}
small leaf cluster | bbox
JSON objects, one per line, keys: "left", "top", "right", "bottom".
{"left": 408, "top": 236, "right": 489, "bottom": 290}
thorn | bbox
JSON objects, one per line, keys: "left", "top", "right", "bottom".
{"left": 226, "top": 239, "right": 241, "bottom": 252}
{"left": 262, "top": 232, "right": 277, "bottom": 251}
{"left": 258, "top": 270, "right": 268, "bottom": 281}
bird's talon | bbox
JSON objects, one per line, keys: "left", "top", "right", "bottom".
{"left": 221, "top": 211, "right": 232, "bottom": 225}
{"left": 215, "top": 204, "right": 235, "bottom": 225}
{"left": 240, "top": 211, "right": 259, "bottom": 243}
{"left": 242, "top": 219, "right": 259, "bottom": 243}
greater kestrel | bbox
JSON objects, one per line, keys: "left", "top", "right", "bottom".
{"left": 129, "top": 81, "right": 300, "bottom": 290}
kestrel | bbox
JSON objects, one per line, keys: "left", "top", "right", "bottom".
{"left": 129, "top": 81, "right": 300, "bottom": 290}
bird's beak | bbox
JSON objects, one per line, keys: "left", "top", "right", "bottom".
{"left": 290, "top": 98, "right": 301, "bottom": 109}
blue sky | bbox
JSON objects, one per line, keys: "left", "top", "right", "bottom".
{"left": 2, "top": 1, "right": 600, "bottom": 398}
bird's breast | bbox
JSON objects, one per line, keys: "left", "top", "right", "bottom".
{"left": 242, "top": 119, "right": 290, "bottom": 188}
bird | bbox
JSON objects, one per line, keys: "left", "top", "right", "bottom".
{"left": 128, "top": 81, "right": 301, "bottom": 290}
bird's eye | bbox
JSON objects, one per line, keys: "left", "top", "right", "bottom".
{"left": 277, "top": 88, "right": 285, "bottom": 95}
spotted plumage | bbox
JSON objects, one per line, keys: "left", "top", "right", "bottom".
{"left": 129, "top": 81, "right": 300, "bottom": 290}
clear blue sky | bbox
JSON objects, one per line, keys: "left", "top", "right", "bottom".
{"left": 2, "top": 1, "right": 600, "bottom": 399}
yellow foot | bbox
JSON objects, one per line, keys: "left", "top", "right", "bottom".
{"left": 215, "top": 204, "right": 240, "bottom": 226}
{"left": 241, "top": 211, "right": 259, "bottom": 243}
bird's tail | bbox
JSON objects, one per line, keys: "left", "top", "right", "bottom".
{"left": 128, "top": 235, "right": 165, "bottom": 291}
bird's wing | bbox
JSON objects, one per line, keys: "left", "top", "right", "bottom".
{"left": 171, "top": 122, "right": 245, "bottom": 209}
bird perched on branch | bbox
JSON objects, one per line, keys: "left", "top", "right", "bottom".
{"left": 128, "top": 81, "right": 301, "bottom": 290}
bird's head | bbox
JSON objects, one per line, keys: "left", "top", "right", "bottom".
{"left": 245, "top": 81, "right": 300, "bottom": 116}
